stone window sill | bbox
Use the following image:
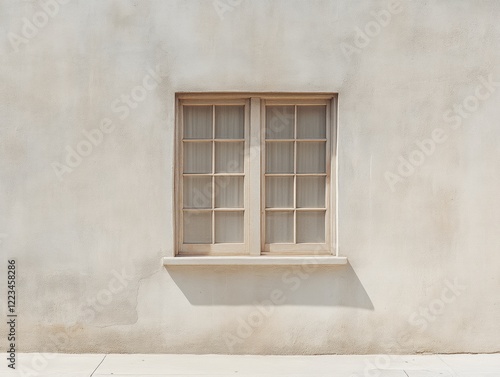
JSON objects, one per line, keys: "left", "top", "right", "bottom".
{"left": 162, "top": 256, "right": 347, "bottom": 266}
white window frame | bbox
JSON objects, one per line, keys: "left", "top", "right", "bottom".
{"left": 170, "top": 93, "right": 341, "bottom": 263}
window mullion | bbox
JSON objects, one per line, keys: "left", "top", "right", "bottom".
{"left": 293, "top": 105, "right": 297, "bottom": 245}
{"left": 249, "top": 98, "right": 261, "bottom": 256}
{"left": 211, "top": 105, "right": 215, "bottom": 245}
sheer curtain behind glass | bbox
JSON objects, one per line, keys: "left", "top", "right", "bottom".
{"left": 182, "top": 105, "right": 245, "bottom": 245}
{"left": 265, "top": 105, "right": 327, "bottom": 245}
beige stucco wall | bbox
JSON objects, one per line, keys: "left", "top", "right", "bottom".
{"left": 1, "top": 0, "right": 500, "bottom": 354}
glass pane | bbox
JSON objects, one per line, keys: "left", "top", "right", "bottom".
{"left": 266, "top": 177, "right": 293, "bottom": 208}
{"left": 184, "top": 106, "right": 212, "bottom": 139}
{"left": 297, "top": 106, "right": 326, "bottom": 139}
{"left": 266, "top": 106, "right": 294, "bottom": 139}
{"left": 215, "top": 106, "right": 244, "bottom": 139}
{"left": 297, "top": 176, "right": 325, "bottom": 208}
{"left": 215, "top": 176, "right": 244, "bottom": 208}
{"left": 215, "top": 142, "right": 244, "bottom": 173}
{"left": 183, "top": 211, "right": 212, "bottom": 244}
{"left": 183, "top": 176, "right": 212, "bottom": 209}
{"left": 265, "top": 142, "right": 294, "bottom": 173}
{"left": 215, "top": 211, "right": 244, "bottom": 243}
{"left": 296, "top": 211, "right": 325, "bottom": 243}
{"left": 183, "top": 142, "right": 212, "bottom": 173}
{"left": 297, "top": 142, "right": 325, "bottom": 173}
{"left": 266, "top": 211, "right": 293, "bottom": 243}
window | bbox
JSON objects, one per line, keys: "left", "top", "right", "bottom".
{"left": 175, "top": 94, "right": 337, "bottom": 258}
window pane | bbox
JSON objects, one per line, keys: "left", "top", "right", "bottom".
{"left": 297, "top": 106, "right": 326, "bottom": 139}
{"left": 296, "top": 176, "right": 325, "bottom": 208}
{"left": 266, "top": 177, "right": 293, "bottom": 208}
{"left": 183, "top": 211, "right": 212, "bottom": 244}
{"left": 183, "top": 142, "right": 212, "bottom": 173}
{"left": 215, "top": 176, "right": 243, "bottom": 208}
{"left": 297, "top": 142, "right": 325, "bottom": 173}
{"left": 215, "top": 142, "right": 244, "bottom": 173}
{"left": 296, "top": 211, "right": 325, "bottom": 243}
{"left": 215, "top": 106, "right": 244, "bottom": 139}
{"left": 215, "top": 211, "right": 244, "bottom": 243}
{"left": 183, "top": 176, "right": 212, "bottom": 209}
{"left": 266, "top": 106, "right": 294, "bottom": 139}
{"left": 266, "top": 142, "right": 294, "bottom": 173}
{"left": 266, "top": 211, "right": 293, "bottom": 243}
{"left": 184, "top": 106, "right": 212, "bottom": 139}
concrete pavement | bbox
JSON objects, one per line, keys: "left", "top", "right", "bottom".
{"left": 1, "top": 353, "right": 499, "bottom": 376}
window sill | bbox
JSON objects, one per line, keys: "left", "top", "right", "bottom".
{"left": 162, "top": 256, "right": 347, "bottom": 266}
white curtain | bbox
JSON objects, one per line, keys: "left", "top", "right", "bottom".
{"left": 184, "top": 106, "right": 212, "bottom": 139}
{"left": 296, "top": 212, "right": 325, "bottom": 243}
{"left": 266, "top": 177, "right": 293, "bottom": 208}
{"left": 266, "top": 142, "right": 294, "bottom": 173}
{"left": 183, "top": 106, "right": 245, "bottom": 244}
{"left": 183, "top": 211, "right": 212, "bottom": 244}
{"left": 215, "top": 212, "right": 243, "bottom": 243}
{"left": 184, "top": 176, "right": 212, "bottom": 209}
{"left": 215, "top": 106, "right": 244, "bottom": 139}
{"left": 215, "top": 142, "right": 244, "bottom": 173}
{"left": 266, "top": 212, "right": 293, "bottom": 243}
{"left": 183, "top": 104, "right": 327, "bottom": 245}
{"left": 265, "top": 105, "right": 327, "bottom": 244}
{"left": 215, "top": 176, "right": 243, "bottom": 208}
{"left": 297, "top": 142, "right": 325, "bottom": 173}
{"left": 183, "top": 142, "right": 212, "bottom": 174}
{"left": 297, "top": 105, "right": 326, "bottom": 139}
{"left": 266, "top": 106, "right": 294, "bottom": 139}
{"left": 296, "top": 177, "right": 325, "bottom": 208}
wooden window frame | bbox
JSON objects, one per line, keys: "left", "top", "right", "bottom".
{"left": 177, "top": 99, "right": 250, "bottom": 255}
{"left": 174, "top": 93, "right": 338, "bottom": 257}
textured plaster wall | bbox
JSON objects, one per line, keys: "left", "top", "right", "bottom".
{"left": 0, "top": 0, "right": 500, "bottom": 354}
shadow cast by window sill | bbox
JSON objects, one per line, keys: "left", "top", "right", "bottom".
{"left": 165, "top": 262, "right": 373, "bottom": 310}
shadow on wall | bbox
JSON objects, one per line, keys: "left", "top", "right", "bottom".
{"left": 166, "top": 262, "right": 373, "bottom": 309}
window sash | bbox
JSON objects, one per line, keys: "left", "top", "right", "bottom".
{"left": 178, "top": 99, "right": 250, "bottom": 254}
{"left": 260, "top": 99, "right": 333, "bottom": 254}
